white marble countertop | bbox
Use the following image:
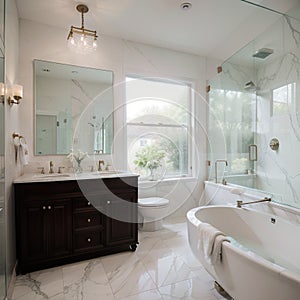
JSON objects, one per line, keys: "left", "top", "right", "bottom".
{"left": 14, "top": 171, "right": 139, "bottom": 184}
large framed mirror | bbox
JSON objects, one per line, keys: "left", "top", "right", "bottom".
{"left": 34, "top": 60, "right": 114, "bottom": 155}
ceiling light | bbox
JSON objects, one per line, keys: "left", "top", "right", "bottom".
{"left": 180, "top": 2, "right": 192, "bottom": 11}
{"left": 67, "top": 4, "right": 98, "bottom": 54}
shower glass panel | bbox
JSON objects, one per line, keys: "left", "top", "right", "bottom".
{"left": 207, "top": 57, "right": 257, "bottom": 188}
{"left": 208, "top": 1, "right": 300, "bottom": 209}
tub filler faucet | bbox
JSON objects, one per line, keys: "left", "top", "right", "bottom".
{"left": 237, "top": 197, "right": 271, "bottom": 208}
{"left": 214, "top": 159, "right": 228, "bottom": 183}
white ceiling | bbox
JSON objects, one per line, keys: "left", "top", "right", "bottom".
{"left": 16, "top": 0, "right": 300, "bottom": 61}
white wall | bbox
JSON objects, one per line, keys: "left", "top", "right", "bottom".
{"left": 5, "top": 0, "right": 20, "bottom": 295}
{"left": 18, "top": 19, "right": 208, "bottom": 218}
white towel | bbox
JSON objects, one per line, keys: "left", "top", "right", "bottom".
{"left": 197, "top": 222, "right": 230, "bottom": 265}
{"left": 211, "top": 234, "right": 231, "bottom": 264}
{"left": 13, "top": 136, "right": 21, "bottom": 163}
{"left": 13, "top": 136, "right": 20, "bottom": 147}
{"left": 19, "top": 137, "right": 29, "bottom": 165}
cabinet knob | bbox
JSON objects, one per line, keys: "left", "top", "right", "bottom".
{"left": 107, "top": 200, "right": 111, "bottom": 204}
{"left": 87, "top": 218, "right": 91, "bottom": 223}
{"left": 43, "top": 206, "right": 46, "bottom": 210}
{"left": 48, "top": 206, "right": 52, "bottom": 210}
{"left": 87, "top": 202, "right": 91, "bottom": 206}
{"left": 87, "top": 238, "right": 91, "bottom": 243}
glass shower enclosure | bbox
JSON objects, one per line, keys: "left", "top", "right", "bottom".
{"left": 207, "top": 2, "right": 300, "bottom": 208}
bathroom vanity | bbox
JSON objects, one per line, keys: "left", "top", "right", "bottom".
{"left": 14, "top": 174, "right": 138, "bottom": 274}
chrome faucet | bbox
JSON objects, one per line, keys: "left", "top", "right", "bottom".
{"left": 98, "top": 160, "right": 105, "bottom": 171}
{"left": 237, "top": 197, "right": 271, "bottom": 208}
{"left": 214, "top": 159, "right": 228, "bottom": 183}
{"left": 49, "top": 161, "right": 54, "bottom": 174}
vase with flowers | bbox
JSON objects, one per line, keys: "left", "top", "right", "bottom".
{"left": 67, "top": 149, "right": 88, "bottom": 173}
{"left": 134, "top": 145, "right": 165, "bottom": 180}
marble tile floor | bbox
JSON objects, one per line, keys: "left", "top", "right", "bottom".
{"left": 12, "top": 217, "right": 230, "bottom": 300}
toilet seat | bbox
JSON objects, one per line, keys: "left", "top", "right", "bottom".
{"left": 138, "top": 197, "right": 169, "bottom": 207}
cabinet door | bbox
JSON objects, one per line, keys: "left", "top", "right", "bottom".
{"left": 21, "top": 202, "right": 47, "bottom": 261}
{"left": 106, "top": 193, "right": 137, "bottom": 247}
{"left": 47, "top": 199, "right": 72, "bottom": 257}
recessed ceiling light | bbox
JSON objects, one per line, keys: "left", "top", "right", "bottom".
{"left": 180, "top": 2, "right": 192, "bottom": 11}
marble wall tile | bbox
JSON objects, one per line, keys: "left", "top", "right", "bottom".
{"left": 256, "top": 15, "right": 300, "bottom": 208}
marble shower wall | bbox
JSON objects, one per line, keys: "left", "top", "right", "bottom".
{"left": 256, "top": 14, "right": 300, "bottom": 208}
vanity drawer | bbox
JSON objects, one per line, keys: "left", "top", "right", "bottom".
{"left": 74, "top": 230, "right": 104, "bottom": 252}
{"left": 73, "top": 197, "right": 97, "bottom": 211}
{"left": 73, "top": 211, "right": 102, "bottom": 229}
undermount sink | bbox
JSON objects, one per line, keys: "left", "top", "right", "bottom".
{"left": 33, "top": 174, "right": 71, "bottom": 179}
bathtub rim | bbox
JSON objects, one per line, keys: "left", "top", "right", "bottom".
{"left": 186, "top": 205, "right": 300, "bottom": 283}
{"left": 204, "top": 180, "right": 300, "bottom": 218}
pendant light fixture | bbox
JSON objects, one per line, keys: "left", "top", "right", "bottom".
{"left": 67, "top": 4, "right": 98, "bottom": 54}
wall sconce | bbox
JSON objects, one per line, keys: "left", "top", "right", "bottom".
{"left": 7, "top": 84, "right": 23, "bottom": 106}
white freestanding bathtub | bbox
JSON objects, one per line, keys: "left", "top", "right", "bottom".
{"left": 187, "top": 205, "right": 300, "bottom": 300}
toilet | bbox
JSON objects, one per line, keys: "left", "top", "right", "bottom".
{"left": 138, "top": 197, "right": 170, "bottom": 231}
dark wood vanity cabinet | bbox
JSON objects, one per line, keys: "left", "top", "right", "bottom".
{"left": 21, "top": 198, "right": 72, "bottom": 262}
{"left": 15, "top": 176, "right": 138, "bottom": 274}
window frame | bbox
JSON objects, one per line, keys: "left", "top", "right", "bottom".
{"left": 271, "top": 82, "right": 296, "bottom": 117}
{"left": 125, "top": 74, "right": 195, "bottom": 179}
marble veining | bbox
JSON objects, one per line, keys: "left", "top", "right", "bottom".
{"left": 284, "top": 15, "right": 300, "bottom": 47}
{"left": 71, "top": 79, "right": 93, "bottom": 102}
{"left": 12, "top": 218, "right": 227, "bottom": 300}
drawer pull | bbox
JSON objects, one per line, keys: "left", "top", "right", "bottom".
{"left": 87, "top": 202, "right": 91, "bottom": 206}
{"left": 87, "top": 238, "right": 91, "bottom": 243}
{"left": 87, "top": 218, "right": 91, "bottom": 223}
{"left": 48, "top": 206, "right": 52, "bottom": 210}
{"left": 43, "top": 206, "right": 46, "bottom": 210}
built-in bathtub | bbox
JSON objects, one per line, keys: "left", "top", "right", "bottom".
{"left": 187, "top": 204, "right": 300, "bottom": 299}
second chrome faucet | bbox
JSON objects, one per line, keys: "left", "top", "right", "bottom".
{"left": 98, "top": 160, "right": 105, "bottom": 171}
{"left": 49, "top": 161, "right": 54, "bottom": 174}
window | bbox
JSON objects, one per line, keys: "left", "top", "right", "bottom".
{"left": 272, "top": 83, "right": 295, "bottom": 116}
{"left": 126, "top": 76, "right": 193, "bottom": 179}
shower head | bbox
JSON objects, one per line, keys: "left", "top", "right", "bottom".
{"left": 244, "top": 81, "right": 256, "bottom": 90}
{"left": 252, "top": 48, "right": 274, "bottom": 59}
